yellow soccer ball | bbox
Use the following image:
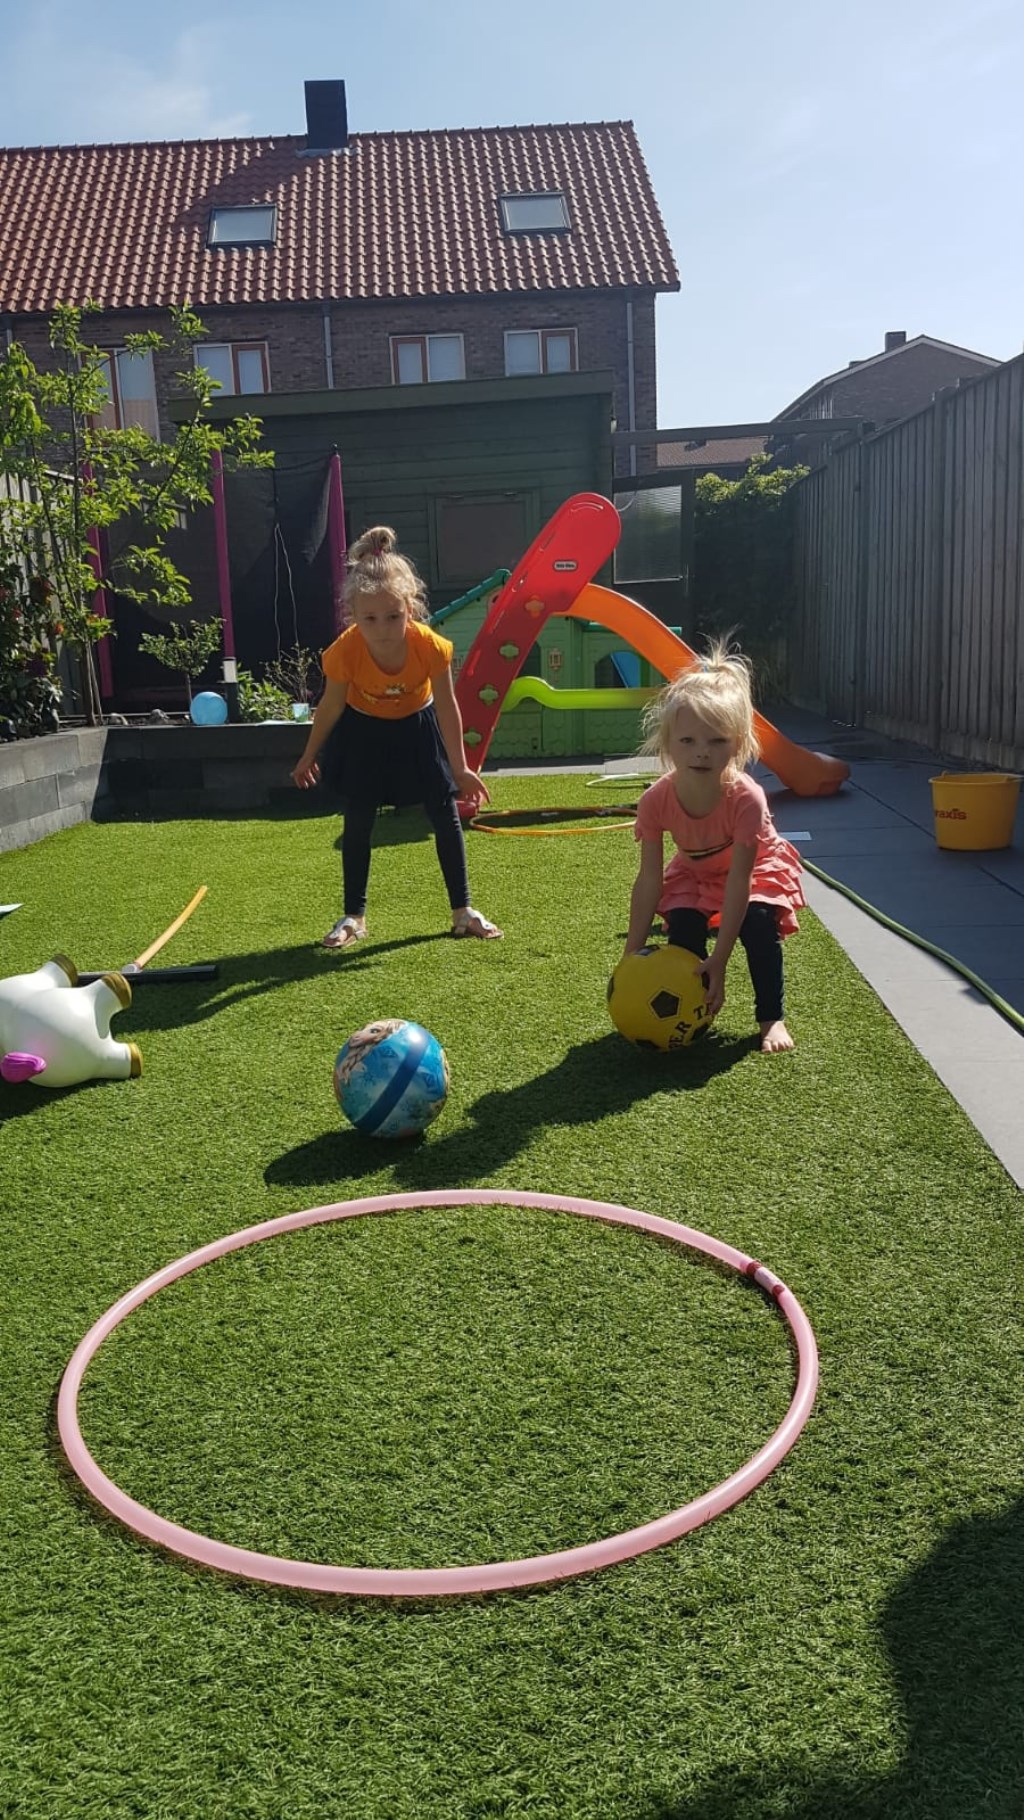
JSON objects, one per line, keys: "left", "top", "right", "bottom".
{"left": 607, "top": 945, "right": 712, "bottom": 1050}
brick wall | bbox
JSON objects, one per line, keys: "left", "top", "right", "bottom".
{"left": 775, "top": 341, "right": 1000, "bottom": 467}
{"left": 827, "top": 342, "right": 997, "bottom": 423}
{"left": 6, "top": 287, "right": 657, "bottom": 464}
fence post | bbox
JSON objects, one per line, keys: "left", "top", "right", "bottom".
{"left": 850, "top": 428, "right": 871, "bottom": 727}
{"left": 927, "top": 388, "right": 952, "bottom": 753}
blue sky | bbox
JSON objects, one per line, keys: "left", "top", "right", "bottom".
{"left": 4, "top": 0, "right": 1022, "bottom": 424}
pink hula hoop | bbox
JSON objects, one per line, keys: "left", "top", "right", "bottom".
{"left": 58, "top": 1190, "right": 818, "bottom": 1598}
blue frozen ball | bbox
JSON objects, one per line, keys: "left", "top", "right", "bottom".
{"left": 333, "top": 1020, "right": 450, "bottom": 1139}
{"left": 191, "top": 691, "right": 228, "bottom": 726}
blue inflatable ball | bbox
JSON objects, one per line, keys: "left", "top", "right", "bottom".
{"left": 333, "top": 1019, "right": 450, "bottom": 1139}
{"left": 190, "top": 691, "right": 228, "bottom": 726}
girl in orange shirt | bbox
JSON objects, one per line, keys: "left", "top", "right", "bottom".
{"left": 625, "top": 641, "right": 803, "bottom": 1052}
{"left": 292, "top": 526, "right": 502, "bottom": 948}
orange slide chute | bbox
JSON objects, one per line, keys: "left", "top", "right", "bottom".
{"left": 564, "top": 584, "right": 849, "bottom": 798}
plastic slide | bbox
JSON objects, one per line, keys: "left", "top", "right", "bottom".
{"left": 455, "top": 493, "right": 620, "bottom": 766}
{"left": 564, "top": 585, "right": 849, "bottom": 797}
{"left": 611, "top": 651, "right": 641, "bottom": 688}
{"left": 504, "top": 676, "right": 656, "bottom": 713}
{"left": 455, "top": 493, "right": 848, "bottom": 797}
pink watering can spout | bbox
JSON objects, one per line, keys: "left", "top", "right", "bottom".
{"left": 1, "top": 1051, "right": 48, "bottom": 1084}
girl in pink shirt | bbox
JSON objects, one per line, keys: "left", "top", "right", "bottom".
{"left": 625, "top": 643, "right": 804, "bottom": 1052}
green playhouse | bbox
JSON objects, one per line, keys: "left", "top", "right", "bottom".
{"left": 432, "top": 573, "right": 677, "bottom": 763}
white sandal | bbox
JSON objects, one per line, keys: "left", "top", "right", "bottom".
{"left": 451, "top": 907, "right": 503, "bottom": 941}
{"left": 321, "top": 916, "right": 366, "bottom": 950}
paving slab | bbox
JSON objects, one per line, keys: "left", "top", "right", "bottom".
{"left": 523, "top": 708, "right": 1024, "bottom": 1187}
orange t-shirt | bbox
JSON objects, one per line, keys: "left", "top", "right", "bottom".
{"left": 321, "top": 620, "right": 454, "bottom": 720}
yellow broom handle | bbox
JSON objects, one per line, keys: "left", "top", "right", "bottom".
{"left": 132, "top": 887, "right": 208, "bottom": 970}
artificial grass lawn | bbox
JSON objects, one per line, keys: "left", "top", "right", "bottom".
{"left": 1, "top": 777, "right": 1022, "bottom": 1819}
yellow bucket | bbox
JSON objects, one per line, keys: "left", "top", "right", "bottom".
{"left": 930, "top": 772, "right": 1021, "bottom": 851}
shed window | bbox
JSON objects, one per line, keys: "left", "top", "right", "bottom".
{"left": 434, "top": 494, "right": 531, "bottom": 584}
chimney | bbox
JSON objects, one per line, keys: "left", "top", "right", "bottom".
{"left": 884, "top": 330, "right": 907, "bottom": 353}
{"left": 304, "top": 80, "right": 348, "bottom": 152}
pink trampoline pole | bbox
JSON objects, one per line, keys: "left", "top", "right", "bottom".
{"left": 210, "top": 448, "right": 238, "bottom": 721}
{"left": 328, "top": 448, "right": 348, "bottom": 634}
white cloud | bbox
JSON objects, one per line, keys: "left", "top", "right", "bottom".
{"left": 4, "top": 11, "right": 253, "bottom": 143}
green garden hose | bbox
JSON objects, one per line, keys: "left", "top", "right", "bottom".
{"left": 802, "top": 857, "right": 1024, "bottom": 1039}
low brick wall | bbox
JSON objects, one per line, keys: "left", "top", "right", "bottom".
{"left": 0, "top": 724, "right": 313, "bottom": 852}
{"left": 98, "top": 724, "right": 310, "bottom": 820}
{"left": 0, "top": 731, "right": 110, "bottom": 853}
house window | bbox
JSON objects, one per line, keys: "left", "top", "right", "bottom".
{"left": 95, "top": 349, "right": 160, "bottom": 438}
{"left": 208, "top": 206, "right": 277, "bottom": 247}
{"left": 499, "top": 193, "right": 570, "bottom": 233}
{"left": 391, "top": 335, "right": 465, "bottom": 385}
{"left": 196, "top": 342, "right": 270, "bottom": 395}
{"left": 504, "top": 329, "right": 578, "bottom": 377}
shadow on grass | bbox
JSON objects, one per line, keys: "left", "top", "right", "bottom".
{"left": 80, "top": 935, "right": 450, "bottom": 1037}
{"left": 329, "top": 805, "right": 443, "bottom": 853}
{"left": 639, "top": 1499, "right": 1024, "bottom": 1820}
{"left": 0, "top": 1078, "right": 85, "bottom": 1127}
{"left": 265, "top": 1029, "right": 758, "bottom": 1190}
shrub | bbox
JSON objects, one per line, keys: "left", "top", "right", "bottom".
{"left": 693, "top": 456, "right": 807, "bottom": 691}
{"left": 0, "top": 547, "right": 63, "bottom": 740}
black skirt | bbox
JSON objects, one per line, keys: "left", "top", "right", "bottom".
{"left": 319, "top": 702, "right": 458, "bottom": 812}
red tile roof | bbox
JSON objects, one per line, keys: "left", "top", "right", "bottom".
{"left": 657, "top": 436, "right": 767, "bottom": 470}
{"left": 0, "top": 122, "right": 679, "bottom": 315}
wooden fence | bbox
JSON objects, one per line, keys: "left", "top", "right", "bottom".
{"left": 789, "top": 353, "right": 1024, "bottom": 767}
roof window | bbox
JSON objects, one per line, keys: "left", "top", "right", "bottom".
{"left": 499, "top": 193, "right": 570, "bottom": 233}
{"left": 208, "top": 206, "right": 277, "bottom": 247}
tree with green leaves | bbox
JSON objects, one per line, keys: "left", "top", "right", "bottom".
{"left": 138, "top": 618, "right": 224, "bottom": 708}
{"left": 0, "top": 303, "right": 271, "bottom": 727}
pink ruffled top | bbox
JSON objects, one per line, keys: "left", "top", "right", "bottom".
{"left": 634, "top": 771, "right": 805, "bottom": 937}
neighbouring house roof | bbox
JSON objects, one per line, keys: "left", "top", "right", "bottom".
{"left": 0, "top": 121, "right": 679, "bottom": 316}
{"left": 774, "top": 334, "right": 1000, "bottom": 420}
{"left": 656, "top": 435, "right": 767, "bottom": 470}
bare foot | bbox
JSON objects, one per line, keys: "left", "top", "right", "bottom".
{"left": 759, "top": 1019, "right": 795, "bottom": 1053}
{"left": 321, "top": 916, "right": 367, "bottom": 950}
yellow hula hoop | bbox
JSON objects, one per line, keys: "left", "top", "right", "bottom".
{"left": 470, "top": 806, "right": 637, "bottom": 838}
{"left": 132, "top": 887, "right": 208, "bottom": 968}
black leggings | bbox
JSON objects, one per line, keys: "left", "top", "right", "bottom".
{"left": 666, "top": 903, "right": 785, "bottom": 1024}
{"left": 342, "top": 798, "right": 470, "bottom": 919}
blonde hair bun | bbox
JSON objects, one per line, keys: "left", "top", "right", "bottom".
{"left": 344, "top": 525, "right": 429, "bottom": 620}
{"left": 348, "top": 525, "right": 398, "bottom": 562}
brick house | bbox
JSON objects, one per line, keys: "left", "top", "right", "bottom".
{"left": 771, "top": 329, "right": 1001, "bottom": 465}
{"left": 0, "top": 81, "right": 678, "bottom": 478}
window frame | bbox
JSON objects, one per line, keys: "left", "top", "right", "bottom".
{"left": 390, "top": 333, "right": 466, "bottom": 385}
{"left": 499, "top": 192, "right": 571, "bottom": 234}
{"left": 94, "top": 347, "right": 160, "bottom": 438}
{"left": 428, "top": 487, "right": 541, "bottom": 586}
{"left": 207, "top": 205, "right": 278, "bottom": 249}
{"left": 503, "top": 327, "right": 579, "bottom": 376}
{"left": 195, "top": 341, "right": 271, "bottom": 396}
